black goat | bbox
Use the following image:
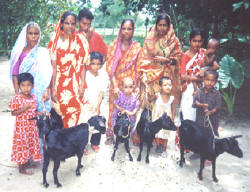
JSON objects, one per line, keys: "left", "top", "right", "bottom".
{"left": 136, "top": 108, "right": 177, "bottom": 163}
{"left": 36, "top": 114, "right": 106, "bottom": 188}
{"left": 179, "top": 114, "right": 243, "bottom": 182}
{"left": 111, "top": 112, "right": 133, "bottom": 161}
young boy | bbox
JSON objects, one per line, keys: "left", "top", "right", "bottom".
{"left": 193, "top": 39, "right": 220, "bottom": 95}
{"left": 193, "top": 70, "right": 221, "bottom": 137}
{"left": 82, "top": 52, "right": 109, "bottom": 152}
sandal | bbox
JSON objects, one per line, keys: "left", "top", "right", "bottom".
{"left": 83, "top": 148, "right": 88, "bottom": 155}
{"left": 19, "top": 165, "right": 33, "bottom": 175}
{"left": 105, "top": 138, "right": 114, "bottom": 145}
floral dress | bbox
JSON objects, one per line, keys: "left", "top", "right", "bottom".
{"left": 9, "top": 94, "right": 41, "bottom": 165}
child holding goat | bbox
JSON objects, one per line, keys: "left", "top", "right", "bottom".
{"left": 9, "top": 73, "right": 41, "bottom": 175}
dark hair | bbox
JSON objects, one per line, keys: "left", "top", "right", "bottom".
{"left": 159, "top": 76, "right": 171, "bottom": 86}
{"left": 78, "top": 8, "right": 94, "bottom": 21}
{"left": 204, "top": 70, "right": 219, "bottom": 80}
{"left": 121, "top": 19, "right": 135, "bottom": 30}
{"left": 18, "top": 73, "right": 34, "bottom": 85}
{"left": 156, "top": 14, "right": 170, "bottom": 28}
{"left": 189, "top": 29, "right": 204, "bottom": 41}
{"left": 60, "top": 11, "right": 77, "bottom": 30}
{"left": 27, "top": 22, "right": 40, "bottom": 33}
{"left": 90, "top": 52, "right": 103, "bottom": 64}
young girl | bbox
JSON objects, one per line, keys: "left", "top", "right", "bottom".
{"left": 9, "top": 73, "right": 42, "bottom": 175}
{"left": 82, "top": 52, "right": 108, "bottom": 153}
{"left": 152, "top": 76, "right": 175, "bottom": 158}
{"left": 111, "top": 77, "right": 140, "bottom": 144}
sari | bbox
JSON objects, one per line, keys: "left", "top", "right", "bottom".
{"left": 10, "top": 22, "right": 52, "bottom": 113}
{"left": 180, "top": 48, "right": 206, "bottom": 121}
{"left": 140, "top": 20, "right": 182, "bottom": 108}
{"left": 106, "top": 29, "right": 141, "bottom": 137}
{"left": 48, "top": 17, "right": 90, "bottom": 128}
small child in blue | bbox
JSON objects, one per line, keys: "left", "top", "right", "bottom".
{"left": 111, "top": 77, "right": 140, "bottom": 144}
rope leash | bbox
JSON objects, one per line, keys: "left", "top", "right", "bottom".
{"left": 204, "top": 115, "right": 219, "bottom": 151}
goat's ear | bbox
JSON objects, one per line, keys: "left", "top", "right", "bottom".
{"left": 231, "top": 135, "right": 242, "bottom": 139}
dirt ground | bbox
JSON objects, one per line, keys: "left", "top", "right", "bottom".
{"left": 0, "top": 57, "right": 249, "bottom": 192}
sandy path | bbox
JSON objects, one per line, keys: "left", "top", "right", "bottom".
{"left": 0, "top": 58, "right": 249, "bottom": 192}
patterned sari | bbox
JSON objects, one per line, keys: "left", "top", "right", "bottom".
{"left": 10, "top": 22, "right": 52, "bottom": 113}
{"left": 140, "top": 21, "right": 182, "bottom": 107}
{"left": 48, "top": 19, "right": 89, "bottom": 128}
{"left": 106, "top": 32, "right": 141, "bottom": 137}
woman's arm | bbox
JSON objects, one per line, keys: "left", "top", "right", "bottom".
{"left": 96, "top": 91, "right": 104, "bottom": 115}
{"left": 51, "top": 59, "right": 57, "bottom": 102}
{"left": 12, "top": 75, "right": 19, "bottom": 94}
{"left": 111, "top": 76, "right": 120, "bottom": 97}
{"left": 171, "top": 102, "right": 176, "bottom": 122}
{"left": 79, "top": 66, "right": 87, "bottom": 100}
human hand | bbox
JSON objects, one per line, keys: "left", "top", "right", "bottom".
{"left": 205, "top": 110, "right": 213, "bottom": 116}
{"left": 203, "top": 103, "right": 209, "bottom": 109}
{"left": 153, "top": 56, "right": 170, "bottom": 63}
{"left": 79, "top": 86, "right": 85, "bottom": 100}
{"left": 22, "top": 103, "right": 32, "bottom": 111}
{"left": 51, "top": 89, "right": 58, "bottom": 103}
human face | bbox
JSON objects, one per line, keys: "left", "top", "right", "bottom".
{"left": 89, "top": 59, "right": 102, "bottom": 76}
{"left": 123, "top": 79, "right": 134, "bottom": 96}
{"left": 79, "top": 17, "right": 92, "bottom": 33}
{"left": 26, "top": 26, "right": 40, "bottom": 49}
{"left": 204, "top": 73, "right": 217, "bottom": 92}
{"left": 207, "top": 42, "right": 219, "bottom": 55}
{"left": 161, "top": 79, "right": 172, "bottom": 94}
{"left": 121, "top": 21, "right": 134, "bottom": 41}
{"left": 62, "top": 15, "right": 76, "bottom": 36}
{"left": 189, "top": 35, "right": 203, "bottom": 53}
{"left": 156, "top": 19, "right": 168, "bottom": 38}
{"left": 19, "top": 80, "right": 33, "bottom": 98}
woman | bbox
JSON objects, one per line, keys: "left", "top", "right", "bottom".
{"left": 105, "top": 19, "right": 141, "bottom": 144}
{"left": 48, "top": 11, "right": 89, "bottom": 128}
{"left": 10, "top": 22, "right": 52, "bottom": 113}
{"left": 140, "top": 13, "right": 182, "bottom": 108}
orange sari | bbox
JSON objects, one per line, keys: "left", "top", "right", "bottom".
{"left": 48, "top": 22, "right": 89, "bottom": 128}
{"left": 140, "top": 22, "right": 182, "bottom": 107}
{"left": 106, "top": 37, "right": 141, "bottom": 136}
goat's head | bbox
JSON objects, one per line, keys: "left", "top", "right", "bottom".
{"left": 141, "top": 108, "right": 152, "bottom": 122}
{"left": 88, "top": 115, "right": 106, "bottom": 134}
{"left": 35, "top": 115, "right": 51, "bottom": 137}
{"left": 161, "top": 113, "right": 177, "bottom": 131}
{"left": 221, "top": 135, "right": 243, "bottom": 158}
{"left": 114, "top": 112, "right": 130, "bottom": 138}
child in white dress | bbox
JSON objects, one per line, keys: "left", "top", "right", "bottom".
{"left": 152, "top": 76, "right": 175, "bottom": 158}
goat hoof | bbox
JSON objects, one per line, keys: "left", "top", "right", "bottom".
{"left": 146, "top": 159, "right": 149, "bottom": 164}
{"left": 137, "top": 157, "right": 141, "bottom": 162}
{"left": 179, "top": 163, "right": 183, "bottom": 167}
{"left": 198, "top": 174, "right": 203, "bottom": 181}
{"left": 213, "top": 177, "right": 218, "bottom": 182}
{"left": 76, "top": 171, "right": 81, "bottom": 176}
{"left": 43, "top": 182, "right": 49, "bottom": 188}
{"left": 129, "top": 157, "right": 133, "bottom": 162}
{"left": 111, "top": 157, "right": 114, "bottom": 161}
{"left": 56, "top": 183, "right": 62, "bottom": 188}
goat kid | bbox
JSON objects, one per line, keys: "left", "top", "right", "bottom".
{"left": 111, "top": 112, "right": 133, "bottom": 161}
{"left": 36, "top": 113, "right": 106, "bottom": 188}
{"left": 179, "top": 116, "right": 243, "bottom": 182}
{"left": 136, "top": 108, "right": 177, "bottom": 163}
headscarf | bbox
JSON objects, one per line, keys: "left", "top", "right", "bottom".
{"left": 9, "top": 22, "right": 53, "bottom": 112}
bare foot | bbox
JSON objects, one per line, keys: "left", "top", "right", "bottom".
{"left": 19, "top": 165, "right": 33, "bottom": 175}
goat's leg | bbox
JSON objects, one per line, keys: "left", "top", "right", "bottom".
{"left": 212, "top": 158, "right": 218, "bottom": 182}
{"left": 76, "top": 150, "right": 84, "bottom": 176}
{"left": 42, "top": 153, "right": 50, "bottom": 188}
{"left": 125, "top": 140, "right": 133, "bottom": 161}
{"left": 145, "top": 143, "right": 151, "bottom": 164}
{"left": 111, "top": 139, "right": 119, "bottom": 161}
{"left": 198, "top": 157, "right": 205, "bottom": 181}
{"left": 137, "top": 140, "right": 143, "bottom": 161}
{"left": 53, "top": 160, "right": 62, "bottom": 187}
{"left": 179, "top": 144, "right": 185, "bottom": 167}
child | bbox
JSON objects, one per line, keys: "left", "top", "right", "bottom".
{"left": 9, "top": 73, "right": 42, "bottom": 175}
{"left": 83, "top": 52, "right": 108, "bottom": 153}
{"left": 111, "top": 77, "right": 140, "bottom": 145}
{"left": 193, "top": 38, "right": 220, "bottom": 95}
{"left": 152, "top": 76, "right": 175, "bottom": 158}
{"left": 193, "top": 70, "right": 221, "bottom": 164}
